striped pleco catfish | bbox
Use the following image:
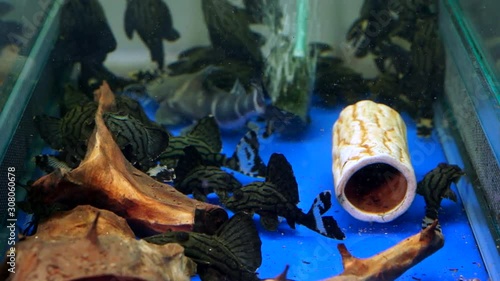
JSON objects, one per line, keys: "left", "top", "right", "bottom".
{"left": 158, "top": 116, "right": 267, "bottom": 178}
{"left": 417, "top": 163, "right": 464, "bottom": 231}
{"left": 224, "top": 153, "right": 345, "bottom": 240}
{"left": 174, "top": 146, "right": 242, "bottom": 202}
{"left": 144, "top": 213, "right": 262, "bottom": 281}
{"left": 124, "top": 0, "right": 180, "bottom": 69}
{"left": 33, "top": 94, "right": 170, "bottom": 174}
{"left": 103, "top": 112, "right": 170, "bottom": 169}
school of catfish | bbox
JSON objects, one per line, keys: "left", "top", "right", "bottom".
{"left": 22, "top": 0, "right": 460, "bottom": 280}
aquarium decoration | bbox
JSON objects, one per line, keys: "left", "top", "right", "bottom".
{"left": 332, "top": 100, "right": 417, "bottom": 222}
{"left": 268, "top": 221, "right": 444, "bottom": 281}
{"left": 264, "top": 0, "right": 316, "bottom": 126}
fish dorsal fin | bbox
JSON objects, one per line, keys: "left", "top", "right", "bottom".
{"left": 187, "top": 116, "right": 222, "bottom": 152}
{"left": 266, "top": 153, "right": 299, "bottom": 205}
{"left": 228, "top": 130, "right": 267, "bottom": 177}
{"left": 215, "top": 213, "right": 262, "bottom": 272}
{"left": 438, "top": 163, "right": 463, "bottom": 202}
{"left": 230, "top": 79, "right": 246, "bottom": 95}
{"left": 124, "top": 0, "right": 137, "bottom": 39}
{"left": 143, "top": 124, "right": 170, "bottom": 159}
{"left": 175, "top": 146, "right": 204, "bottom": 182}
{"left": 33, "top": 115, "right": 63, "bottom": 150}
{"left": 442, "top": 188, "right": 457, "bottom": 202}
{"left": 62, "top": 84, "right": 91, "bottom": 113}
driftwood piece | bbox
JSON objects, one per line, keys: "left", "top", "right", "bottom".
{"left": 326, "top": 220, "right": 444, "bottom": 281}
{"left": 29, "top": 82, "right": 227, "bottom": 235}
{"left": 267, "top": 221, "right": 444, "bottom": 281}
{"left": 33, "top": 204, "right": 135, "bottom": 240}
{"left": 4, "top": 205, "right": 196, "bottom": 281}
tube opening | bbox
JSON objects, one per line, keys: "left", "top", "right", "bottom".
{"left": 344, "top": 163, "right": 407, "bottom": 213}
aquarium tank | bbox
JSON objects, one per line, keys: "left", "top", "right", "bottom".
{"left": 0, "top": 0, "right": 499, "bottom": 280}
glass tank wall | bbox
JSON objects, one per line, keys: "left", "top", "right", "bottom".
{"left": 0, "top": 0, "right": 57, "bottom": 109}
{"left": 0, "top": 0, "right": 498, "bottom": 280}
{"left": 457, "top": 0, "right": 500, "bottom": 97}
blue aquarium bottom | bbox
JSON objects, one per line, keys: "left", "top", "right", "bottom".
{"left": 20, "top": 102, "right": 489, "bottom": 280}
{"left": 188, "top": 105, "right": 489, "bottom": 281}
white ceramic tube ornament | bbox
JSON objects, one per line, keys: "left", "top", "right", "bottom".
{"left": 332, "top": 100, "right": 416, "bottom": 222}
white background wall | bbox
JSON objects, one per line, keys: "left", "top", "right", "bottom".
{"left": 98, "top": 0, "right": 377, "bottom": 76}
{"left": 3, "top": 0, "right": 377, "bottom": 76}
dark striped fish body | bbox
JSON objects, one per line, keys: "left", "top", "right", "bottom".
{"left": 34, "top": 102, "right": 98, "bottom": 166}
{"left": 175, "top": 146, "right": 242, "bottom": 202}
{"left": 144, "top": 213, "right": 262, "bottom": 281}
{"left": 103, "top": 113, "right": 169, "bottom": 168}
{"left": 61, "top": 84, "right": 92, "bottom": 114}
{"left": 202, "top": 0, "right": 264, "bottom": 67}
{"left": 176, "top": 166, "right": 242, "bottom": 202}
{"left": 417, "top": 163, "right": 464, "bottom": 230}
{"left": 59, "top": 0, "right": 116, "bottom": 63}
{"left": 34, "top": 96, "right": 169, "bottom": 170}
{"left": 124, "top": 0, "right": 180, "bottom": 69}
{"left": 115, "top": 95, "right": 157, "bottom": 126}
{"left": 146, "top": 67, "right": 266, "bottom": 129}
{"left": 226, "top": 182, "right": 302, "bottom": 230}
{"left": 158, "top": 115, "right": 224, "bottom": 168}
{"left": 224, "top": 153, "right": 345, "bottom": 239}
{"left": 158, "top": 116, "right": 267, "bottom": 178}
{"left": 406, "top": 15, "right": 444, "bottom": 138}
{"left": 160, "top": 137, "right": 225, "bottom": 167}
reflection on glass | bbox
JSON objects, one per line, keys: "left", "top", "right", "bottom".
{"left": 0, "top": 0, "right": 54, "bottom": 109}
{"left": 457, "top": 0, "right": 500, "bottom": 85}
{"left": 0, "top": 1, "right": 23, "bottom": 86}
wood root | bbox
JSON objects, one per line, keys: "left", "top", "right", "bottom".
{"left": 2, "top": 205, "right": 196, "bottom": 281}
{"left": 325, "top": 221, "right": 444, "bottom": 280}
{"left": 268, "top": 221, "right": 444, "bottom": 281}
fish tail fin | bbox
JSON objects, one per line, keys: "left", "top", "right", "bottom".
{"left": 187, "top": 116, "right": 223, "bottom": 152}
{"left": 226, "top": 130, "right": 267, "bottom": 177}
{"left": 174, "top": 146, "right": 203, "bottom": 182}
{"left": 33, "top": 115, "right": 63, "bottom": 149}
{"left": 299, "top": 191, "right": 345, "bottom": 240}
{"left": 216, "top": 213, "right": 262, "bottom": 272}
{"left": 146, "top": 163, "right": 176, "bottom": 183}
{"left": 422, "top": 215, "right": 442, "bottom": 233}
{"left": 148, "top": 39, "right": 165, "bottom": 70}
